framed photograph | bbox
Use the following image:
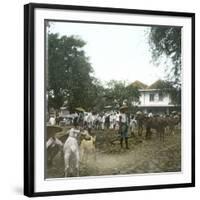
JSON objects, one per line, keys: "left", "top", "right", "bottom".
{"left": 24, "top": 3, "right": 195, "bottom": 197}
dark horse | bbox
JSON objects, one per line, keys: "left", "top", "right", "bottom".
{"left": 136, "top": 114, "right": 168, "bottom": 141}
{"left": 165, "top": 115, "right": 181, "bottom": 135}
{"left": 145, "top": 116, "right": 168, "bottom": 141}
{"left": 135, "top": 112, "right": 144, "bottom": 136}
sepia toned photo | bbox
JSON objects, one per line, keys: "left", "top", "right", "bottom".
{"left": 45, "top": 20, "right": 182, "bottom": 179}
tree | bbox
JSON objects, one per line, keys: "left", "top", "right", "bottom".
{"left": 148, "top": 27, "right": 181, "bottom": 86}
{"left": 106, "top": 80, "right": 129, "bottom": 107}
{"left": 148, "top": 80, "right": 181, "bottom": 106}
{"left": 85, "top": 79, "right": 107, "bottom": 112}
{"left": 104, "top": 80, "right": 140, "bottom": 111}
{"left": 126, "top": 84, "right": 141, "bottom": 112}
{"left": 47, "top": 33, "right": 94, "bottom": 111}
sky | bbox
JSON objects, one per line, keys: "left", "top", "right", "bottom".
{"left": 48, "top": 21, "right": 166, "bottom": 86}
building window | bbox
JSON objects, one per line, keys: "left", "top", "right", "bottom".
{"left": 149, "top": 93, "right": 155, "bottom": 102}
{"left": 159, "top": 92, "right": 164, "bottom": 101}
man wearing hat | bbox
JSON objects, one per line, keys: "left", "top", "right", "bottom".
{"left": 119, "top": 105, "right": 129, "bottom": 149}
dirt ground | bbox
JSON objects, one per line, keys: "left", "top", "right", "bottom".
{"left": 46, "top": 127, "right": 181, "bottom": 178}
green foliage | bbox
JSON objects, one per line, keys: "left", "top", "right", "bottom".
{"left": 104, "top": 80, "right": 140, "bottom": 111}
{"left": 148, "top": 27, "right": 182, "bottom": 105}
{"left": 47, "top": 33, "right": 94, "bottom": 111}
{"left": 152, "top": 80, "right": 181, "bottom": 105}
{"left": 148, "top": 27, "right": 181, "bottom": 86}
{"left": 47, "top": 34, "right": 140, "bottom": 113}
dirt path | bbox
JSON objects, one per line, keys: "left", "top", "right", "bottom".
{"left": 80, "top": 132, "right": 180, "bottom": 176}
{"left": 47, "top": 128, "right": 181, "bottom": 178}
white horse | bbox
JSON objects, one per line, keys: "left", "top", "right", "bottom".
{"left": 63, "top": 128, "right": 81, "bottom": 177}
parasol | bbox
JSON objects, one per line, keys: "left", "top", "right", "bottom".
{"left": 136, "top": 111, "right": 142, "bottom": 115}
{"left": 104, "top": 105, "right": 112, "bottom": 109}
{"left": 75, "top": 107, "right": 85, "bottom": 112}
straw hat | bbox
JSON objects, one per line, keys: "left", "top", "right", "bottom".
{"left": 119, "top": 105, "right": 128, "bottom": 111}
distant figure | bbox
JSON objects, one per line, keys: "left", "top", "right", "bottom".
{"left": 136, "top": 111, "right": 144, "bottom": 136}
{"left": 109, "top": 114, "right": 114, "bottom": 129}
{"left": 55, "top": 115, "right": 60, "bottom": 125}
{"left": 148, "top": 110, "right": 153, "bottom": 118}
{"left": 87, "top": 112, "right": 93, "bottom": 133}
{"left": 105, "top": 114, "right": 110, "bottom": 130}
{"left": 49, "top": 116, "right": 56, "bottom": 126}
{"left": 115, "top": 112, "right": 120, "bottom": 130}
{"left": 101, "top": 115, "right": 105, "bottom": 130}
{"left": 119, "top": 107, "right": 129, "bottom": 149}
{"left": 78, "top": 112, "right": 84, "bottom": 127}
{"left": 83, "top": 113, "right": 88, "bottom": 128}
{"left": 96, "top": 114, "right": 102, "bottom": 130}
{"left": 129, "top": 116, "right": 137, "bottom": 137}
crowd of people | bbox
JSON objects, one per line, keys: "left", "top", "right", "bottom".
{"left": 48, "top": 107, "right": 180, "bottom": 148}
{"left": 48, "top": 110, "right": 135, "bottom": 131}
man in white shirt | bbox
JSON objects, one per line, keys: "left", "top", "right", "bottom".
{"left": 49, "top": 116, "right": 56, "bottom": 125}
{"left": 148, "top": 110, "right": 153, "bottom": 118}
{"left": 129, "top": 115, "right": 137, "bottom": 137}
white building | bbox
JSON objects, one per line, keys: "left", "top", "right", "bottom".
{"left": 131, "top": 80, "right": 180, "bottom": 114}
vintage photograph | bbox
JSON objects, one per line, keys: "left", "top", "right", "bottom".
{"left": 45, "top": 20, "right": 182, "bottom": 179}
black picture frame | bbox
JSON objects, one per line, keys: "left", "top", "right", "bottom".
{"left": 24, "top": 3, "right": 195, "bottom": 197}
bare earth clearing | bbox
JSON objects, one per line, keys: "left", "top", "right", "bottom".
{"left": 46, "top": 127, "right": 181, "bottom": 178}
